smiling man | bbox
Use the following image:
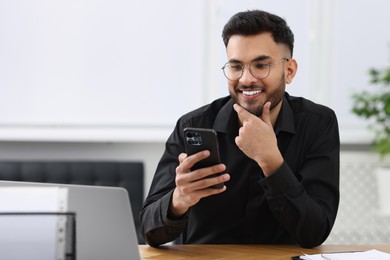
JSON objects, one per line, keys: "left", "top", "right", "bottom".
{"left": 140, "top": 10, "right": 340, "bottom": 248}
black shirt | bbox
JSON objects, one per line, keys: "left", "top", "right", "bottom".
{"left": 140, "top": 93, "right": 340, "bottom": 248}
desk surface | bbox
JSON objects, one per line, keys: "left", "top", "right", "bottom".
{"left": 139, "top": 244, "right": 390, "bottom": 260}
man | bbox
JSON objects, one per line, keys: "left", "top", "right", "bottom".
{"left": 140, "top": 9, "right": 340, "bottom": 248}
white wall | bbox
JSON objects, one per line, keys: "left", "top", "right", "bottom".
{"left": 1, "top": 0, "right": 390, "bottom": 143}
{"left": 0, "top": 0, "right": 206, "bottom": 128}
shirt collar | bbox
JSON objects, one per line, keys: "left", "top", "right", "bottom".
{"left": 213, "top": 93, "right": 296, "bottom": 136}
{"left": 274, "top": 93, "right": 296, "bottom": 136}
{"left": 214, "top": 98, "right": 236, "bottom": 134}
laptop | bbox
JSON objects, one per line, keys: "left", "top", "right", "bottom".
{"left": 0, "top": 180, "right": 141, "bottom": 260}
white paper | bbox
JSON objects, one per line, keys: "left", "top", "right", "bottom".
{"left": 0, "top": 186, "right": 67, "bottom": 212}
{"left": 0, "top": 186, "right": 69, "bottom": 260}
{"left": 301, "top": 249, "right": 390, "bottom": 260}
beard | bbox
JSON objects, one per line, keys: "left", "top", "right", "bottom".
{"left": 230, "top": 72, "right": 286, "bottom": 117}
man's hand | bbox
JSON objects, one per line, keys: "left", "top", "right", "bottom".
{"left": 170, "top": 151, "right": 230, "bottom": 217}
{"left": 233, "top": 102, "right": 283, "bottom": 176}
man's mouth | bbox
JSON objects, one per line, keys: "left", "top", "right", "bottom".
{"left": 242, "top": 90, "right": 262, "bottom": 96}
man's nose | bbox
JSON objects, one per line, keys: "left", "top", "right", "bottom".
{"left": 239, "top": 67, "right": 258, "bottom": 85}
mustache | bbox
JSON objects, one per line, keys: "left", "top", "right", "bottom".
{"left": 236, "top": 84, "right": 264, "bottom": 91}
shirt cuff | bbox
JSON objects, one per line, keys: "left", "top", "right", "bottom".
{"left": 161, "top": 190, "right": 189, "bottom": 225}
{"left": 259, "top": 161, "right": 302, "bottom": 197}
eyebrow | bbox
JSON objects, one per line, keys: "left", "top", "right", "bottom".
{"left": 252, "top": 55, "right": 272, "bottom": 62}
{"left": 228, "top": 55, "right": 272, "bottom": 64}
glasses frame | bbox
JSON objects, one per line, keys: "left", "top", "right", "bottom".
{"left": 221, "top": 58, "right": 289, "bottom": 81}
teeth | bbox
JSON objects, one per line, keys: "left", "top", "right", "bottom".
{"left": 242, "top": 90, "right": 261, "bottom": 96}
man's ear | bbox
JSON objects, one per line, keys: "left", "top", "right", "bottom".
{"left": 285, "top": 59, "right": 298, "bottom": 84}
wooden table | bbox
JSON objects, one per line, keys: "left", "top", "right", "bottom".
{"left": 139, "top": 244, "right": 390, "bottom": 259}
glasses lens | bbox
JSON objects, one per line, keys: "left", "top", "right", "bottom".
{"left": 223, "top": 63, "right": 242, "bottom": 81}
{"left": 249, "top": 61, "right": 271, "bottom": 80}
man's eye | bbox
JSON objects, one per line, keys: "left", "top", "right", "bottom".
{"left": 253, "top": 63, "right": 269, "bottom": 69}
{"left": 230, "top": 64, "right": 242, "bottom": 71}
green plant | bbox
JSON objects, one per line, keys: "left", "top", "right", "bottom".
{"left": 351, "top": 62, "right": 390, "bottom": 158}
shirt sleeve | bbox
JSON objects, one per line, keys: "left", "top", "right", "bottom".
{"left": 140, "top": 190, "right": 189, "bottom": 247}
{"left": 139, "top": 122, "right": 189, "bottom": 247}
{"left": 259, "top": 111, "right": 340, "bottom": 248}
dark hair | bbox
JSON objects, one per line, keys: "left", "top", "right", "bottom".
{"left": 222, "top": 10, "right": 294, "bottom": 57}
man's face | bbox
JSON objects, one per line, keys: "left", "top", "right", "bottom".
{"left": 225, "top": 33, "right": 294, "bottom": 116}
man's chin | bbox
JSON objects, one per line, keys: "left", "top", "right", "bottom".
{"left": 231, "top": 95, "right": 263, "bottom": 116}
{"left": 240, "top": 104, "right": 263, "bottom": 117}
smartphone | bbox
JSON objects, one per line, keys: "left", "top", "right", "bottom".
{"left": 183, "top": 127, "right": 224, "bottom": 189}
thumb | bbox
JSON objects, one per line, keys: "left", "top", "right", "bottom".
{"left": 262, "top": 102, "right": 272, "bottom": 126}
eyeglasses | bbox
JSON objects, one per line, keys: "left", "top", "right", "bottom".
{"left": 221, "top": 58, "right": 289, "bottom": 81}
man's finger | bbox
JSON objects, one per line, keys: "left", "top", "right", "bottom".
{"left": 178, "top": 153, "right": 187, "bottom": 163}
{"left": 233, "top": 103, "right": 252, "bottom": 122}
{"left": 261, "top": 101, "right": 272, "bottom": 126}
